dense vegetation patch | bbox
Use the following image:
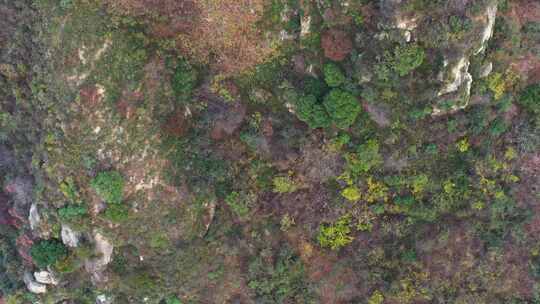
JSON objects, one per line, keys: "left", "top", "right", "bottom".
{"left": 30, "top": 240, "right": 68, "bottom": 269}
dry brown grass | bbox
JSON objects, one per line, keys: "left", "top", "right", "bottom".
{"left": 106, "top": 0, "right": 278, "bottom": 75}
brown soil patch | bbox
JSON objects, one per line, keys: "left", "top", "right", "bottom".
{"left": 285, "top": 229, "right": 363, "bottom": 303}
{"left": 321, "top": 29, "right": 353, "bottom": 62}
{"left": 107, "top": 0, "right": 277, "bottom": 75}
{"left": 510, "top": 53, "right": 540, "bottom": 85}
{"left": 79, "top": 85, "right": 103, "bottom": 108}
{"left": 506, "top": 0, "right": 540, "bottom": 27}
{"left": 178, "top": 0, "right": 277, "bottom": 75}
{"left": 162, "top": 110, "right": 191, "bottom": 137}
{"left": 419, "top": 223, "right": 483, "bottom": 284}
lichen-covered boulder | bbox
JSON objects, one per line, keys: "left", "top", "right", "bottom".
{"left": 84, "top": 232, "right": 114, "bottom": 283}
{"left": 34, "top": 271, "right": 58, "bottom": 285}
{"left": 24, "top": 272, "right": 47, "bottom": 294}
{"left": 61, "top": 225, "right": 81, "bottom": 248}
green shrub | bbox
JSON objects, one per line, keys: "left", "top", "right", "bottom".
{"left": 368, "top": 291, "right": 384, "bottom": 304}
{"left": 30, "top": 239, "right": 68, "bottom": 268}
{"left": 225, "top": 191, "right": 250, "bottom": 217}
{"left": 317, "top": 215, "right": 354, "bottom": 250}
{"left": 58, "top": 205, "right": 88, "bottom": 221}
{"left": 392, "top": 44, "right": 425, "bottom": 76}
{"left": 91, "top": 171, "right": 124, "bottom": 204}
{"left": 295, "top": 94, "right": 331, "bottom": 129}
{"left": 346, "top": 139, "right": 383, "bottom": 175}
{"left": 0, "top": 230, "right": 23, "bottom": 295}
{"left": 171, "top": 58, "right": 197, "bottom": 100}
{"left": 273, "top": 176, "right": 299, "bottom": 193}
{"left": 518, "top": 83, "right": 540, "bottom": 116}
{"left": 303, "top": 77, "right": 328, "bottom": 98}
{"left": 165, "top": 296, "right": 183, "bottom": 304}
{"left": 149, "top": 232, "right": 170, "bottom": 250}
{"left": 323, "top": 89, "right": 362, "bottom": 129}
{"left": 248, "top": 247, "right": 313, "bottom": 303}
{"left": 341, "top": 186, "right": 361, "bottom": 202}
{"left": 103, "top": 203, "right": 129, "bottom": 223}
{"left": 323, "top": 63, "right": 346, "bottom": 88}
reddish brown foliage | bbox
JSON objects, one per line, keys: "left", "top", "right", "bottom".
{"left": 510, "top": 54, "right": 540, "bottom": 85}
{"left": 321, "top": 29, "right": 353, "bottom": 61}
{"left": 16, "top": 234, "right": 34, "bottom": 265}
{"left": 507, "top": 0, "right": 540, "bottom": 27}
{"left": 79, "top": 85, "right": 103, "bottom": 108}
{"left": 162, "top": 110, "right": 190, "bottom": 137}
{"left": 210, "top": 103, "right": 246, "bottom": 140}
{"left": 116, "top": 90, "right": 143, "bottom": 119}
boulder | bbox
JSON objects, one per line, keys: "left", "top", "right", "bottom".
{"left": 479, "top": 62, "right": 493, "bottom": 78}
{"left": 96, "top": 294, "right": 112, "bottom": 304}
{"left": 34, "top": 271, "right": 59, "bottom": 285}
{"left": 85, "top": 232, "right": 114, "bottom": 283}
{"left": 24, "top": 272, "right": 47, "bottom": 294}
{"left": 28, "top": 203, "right": 41, "bottom": 231}
{"left": 61, "top": 225, "right": 81, "bottom": 248}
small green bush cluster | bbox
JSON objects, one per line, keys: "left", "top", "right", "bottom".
{"left": 293, "top": 63, "right": 361, "bottom": 129}
{"left": 91, "top": 171, "right": 128, "bottom": 222}
{"left": 519, "top": 83, "right": 540, "bottom": 117}
{"left": 248, "top": 247, "right": 313, "bottom": 302}
{"left": 91, "top": 171, "right": 124, "bottom": 204}
{"left": 323, "top": 89, "right": 362, "bottom": 129}
{"left": 30, "top": 239, "right": 68, "bottom": 268}
{"left": 377, "top": 44, "right": 425, "bottom": 80}
{"left": 448, "top": 15, "right": 472, "bottom": 39}
{"left": 317, "top": 215, "right": 354, "bottom": 250}
{"left": 346, "top": 139, "right": 383, "bottom": 175}
{"left": 0, "top": 229, "right": 22, "bottom": 295}
{"left": 295, "top": 95, "right": 331, "bottom": 129}
{"left": 103, "top": 203, "right": 129, "bottom": 223}
{"left": 392, "top": 44, "right": 425, "bottom": 77}
{"left": 171, "top": 58, "right": 198, "bottom": 101}
{"left": 224, "top": 191, "right": 250, "bottom": 217}
{"left": 58, "top": 205, "right": 88, "bottom": 221}
{"left": 272, "top": 176, "right": 299, "bottom": 194}
{"left": 323, "top": 63, "right": 346, "bottom": 88}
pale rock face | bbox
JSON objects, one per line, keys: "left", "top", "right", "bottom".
{"left": 438, "top": 57, "right": 472, "bottom": 97}
{"left": 475, "top": 3, "right": 498, "bottom": 55}
{"left": 24, "top": 272, "right": 47, "bottom": 294}
{"left": 34, "top": 271, "right": 59, "bottom": 285}
{"left": 434, "top": 1, "right": 498, "bottom": 114}
{"left": 94, "top": 233, "right": 114, "bottom": 266}
{"left": 479, "top": 61, "right": 493, "bottom": 78}
{"left": 84, "top": 232, "right": 114, "bottom": 283}
{"left": 61, "top": 225, "right": 81, "bottom": 247}
{"left": 28, "top": 203, "right": 40, "bottom": 231}
{"left": 96, "top": 294, "right": 112, "bottom": 304}
{"left": 301, "top": 15, "right": 311, "bottom": 37}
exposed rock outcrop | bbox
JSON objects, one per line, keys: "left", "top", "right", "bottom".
{"left": 434, "top": 1, "right": 498, "bottom": 115}
{"left": 28, "top": 203, "right": 40, "bottom": 231}
{"left": 85, "top": 232, "right": 114, "bottom": 283}
{"left": 34, "top": 270, "right": 58, "bottom": 285}
{"left": 24, "top": 272, "right": 47, "bottom": 294}
{"left": 61, "top": 225, "right": 81, "bottom": 248}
